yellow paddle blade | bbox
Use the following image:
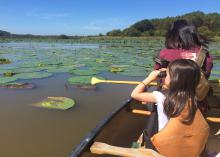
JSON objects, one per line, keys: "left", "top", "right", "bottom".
{"left": 91, "top": 77, "right": 103, "bottom": 85}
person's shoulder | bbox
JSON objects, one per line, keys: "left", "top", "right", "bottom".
{"left": 160, "top": 48, "right": 182, "bottom": 54}
{"left": 159, "top": 48, "right": 183, "bottom": 59}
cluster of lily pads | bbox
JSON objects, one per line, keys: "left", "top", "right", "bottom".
{"left": 0, "top": 40, "right": 219, "bottom": 110}
{"left": 0, "top": 40, "right": 219, "bottom": 87}
{"left": 0, "top": 41, "right": 159, "bottom": 86}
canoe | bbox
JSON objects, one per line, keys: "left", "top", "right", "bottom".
{"left": 69, "top": 83, "right": 220, "bottom": 157}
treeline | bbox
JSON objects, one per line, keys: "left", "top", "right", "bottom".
{"left": 107, "top": 11, "right": 220, "bottom": 37}
{"left": 0, "top": 31, "right": 83, "bottom": 40}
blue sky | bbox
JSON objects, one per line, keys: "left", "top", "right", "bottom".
{"left": 0, "top": 0, "right": 220, "bottom": 35}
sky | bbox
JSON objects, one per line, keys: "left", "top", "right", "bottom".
{"left": 0, "top": 0, "right": 220, "bottom": 36}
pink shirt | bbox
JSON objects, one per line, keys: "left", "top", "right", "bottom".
{"left": 154, "top": 47, "right": 213, "bottom": 78}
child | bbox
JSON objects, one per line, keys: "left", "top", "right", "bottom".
{"left": 154, "top": 19, "right": 212, "bottom": 79}
{"left": 154, "top": 19, "right": 213, "bottom": 113}
{"left": 131, "top": 59, "right": 209, "bottom": 157}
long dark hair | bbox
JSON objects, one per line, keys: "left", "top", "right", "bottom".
{"left": 165, "top": 19, "right": 207, "bottom": 49}
{"left": 163, "top": 59, "right": 201, "bottom": 123}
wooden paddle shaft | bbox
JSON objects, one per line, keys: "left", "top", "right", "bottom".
{"left": 102, "top": 80, "right": 157, "bottom": 86}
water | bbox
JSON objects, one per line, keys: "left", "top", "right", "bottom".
{"left": 0, "top": 41, "right": 219, "bottom": 157}
{"left": 0, "top": 72, "right": 142, "bottom": 157}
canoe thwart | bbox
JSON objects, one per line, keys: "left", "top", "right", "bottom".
{"left": 90, "top": 141, "right": 164, "bottom": 157}
{"left": 206, "top": 117, "right": 220, "bottom": 123}
{"left": 132, "top": 109, "right": 151, "bottom": 116}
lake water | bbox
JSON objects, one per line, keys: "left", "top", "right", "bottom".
{"left": 0, "top": 41, "right": 219, "bottom": 157}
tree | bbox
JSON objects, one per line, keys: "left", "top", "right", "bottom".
{"left": 182, "top": 11, "right": 205, "bottom": 27}
{"left": 198, "top": 26, "right": 212, "bottom": 36}
{"left": 0, "top": 30, "right": 11, "bottom": 37}
{"left": 122, "top": 28, "right": 141, "bottom": 37}
{"left": 58, "top": 34, "right": 69, "bottom": 39}
{"left": 106, "top": 29, "right": 122, "bottom": 36}
{"left": 130, "top": 19, "right": 154, "bottom": 32}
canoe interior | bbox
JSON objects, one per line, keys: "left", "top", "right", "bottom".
{"left": 77, "top": 100, "right": 151, "bottom": 157}
{"left": 70, "top": 95, "right": 220, "bottom": 157}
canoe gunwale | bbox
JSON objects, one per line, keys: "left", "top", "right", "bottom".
{"left": 68, "top": 98, "right": 133, "bottom": 157}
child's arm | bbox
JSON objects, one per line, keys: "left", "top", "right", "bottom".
{"left": 131, "top": 70, "right": 161, "bottom": 103}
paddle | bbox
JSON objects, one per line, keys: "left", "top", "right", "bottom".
{"left": 91, "top": 77, "right": 219, "bottom": 86}
{"left": 91, "top": 77, "right": 157, "bottom": 86}
{"left": 209, "top": 79, "right": 220, "bottom": 84}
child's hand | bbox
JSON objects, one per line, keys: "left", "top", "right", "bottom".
{"left": 143, "top": 70, "right": 161, "bottom": 83}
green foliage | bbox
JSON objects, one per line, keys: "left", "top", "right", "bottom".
{"left": 58, "top": 34, "right": 69, "bottom": 39}
{"left": 123, "top": 28, "right": 141, "bottom": 37}
{"left": 107, "top": 29, "right": 122, "bottom": 36}
{"left": 130, "top": 20, "right": 154, "bottom": 32}
{"left": 107, "top": 11, "right": 220, "bottom": 37}
{"left": 198, "top": 26, "right": 212, "bottom": 36}
{"left": 0, "top": 30, "right": 11, "bottom": 37}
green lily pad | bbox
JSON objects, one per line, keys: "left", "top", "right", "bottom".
{"left": 69, "top": 69, "right": 100, "bottom": 76}
{"left": 0, "top": 82, "right": 35, "bottom": 89}
{"left": 0, "top": 77, "right": 17, "bottom": 84}
{"left": 95, "top": 58, "right": 109, "bottom": 63}
{"left": 109, "top": 67, "right": 124, "bottom": 73}
{"left": 34, "top": 97, "right": 75, "bottom": 110}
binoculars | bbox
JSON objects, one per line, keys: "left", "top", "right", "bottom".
{"left": 158, "top": 71, "right": 167, "bottom": 78}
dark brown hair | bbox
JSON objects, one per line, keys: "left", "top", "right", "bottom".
{"left": 163, "top": 59, "right": 201, "bottom": 123}
{"left": 165, "top": 19, "right": 207, "bottom": 50}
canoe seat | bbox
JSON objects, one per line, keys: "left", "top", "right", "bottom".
{"left": 90, "top": 142, "right": 164, "bottom": 157}
{"left": 131, "top": 109, "right": 151, "bottom": 116}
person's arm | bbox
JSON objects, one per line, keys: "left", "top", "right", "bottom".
{"left": 131, "top": 70, "right": 161, "bottom": 103}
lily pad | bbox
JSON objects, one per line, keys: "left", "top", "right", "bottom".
{"left": 69, "top": 69, "right": 100, "bottom": 76}
{"left": 0, "top": 82, "right": 35, "bottom": 89}
{"left": 109, "top": 67, "right": 124, "bottom": 73}
{"left": 34, "top": 97, "right": 75, "bottom": 110}
{"left": 0, "top": 77, "right": 17, "bottom": 84}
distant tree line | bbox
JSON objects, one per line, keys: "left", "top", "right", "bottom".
{"left": 0, "top": 30, "right": 11, "bottom": 37}
{"left": 107, "top": 11, "right": 220, "bottom": 37}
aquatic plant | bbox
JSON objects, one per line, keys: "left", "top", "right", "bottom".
{"left": 0, "top": 82, "right": 34, "bottom": 89}
{"left": 0, "top": 58, "right": 11, "bottom": 64}
{"left": 34, "top": 97, "right": 75, "bottom": 110}
{"left": 69, "top": 69, "right": 100, "bottom": 76}
{"left": 3, "top": 72, "right": 16, "bottom": 77}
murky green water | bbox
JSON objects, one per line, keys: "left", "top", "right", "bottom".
{"left": 0, "top": 41, "right": 219, "bottom": 157}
